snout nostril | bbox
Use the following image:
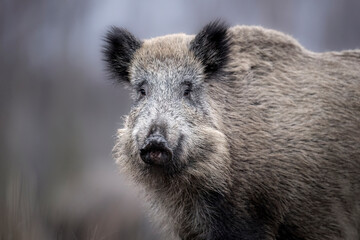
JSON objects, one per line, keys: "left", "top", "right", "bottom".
{"left": 140, "top": 134, "right": 173, "bottom": 166}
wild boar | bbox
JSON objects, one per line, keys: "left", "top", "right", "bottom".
{"left": 103, "top": 21, "right": 360, "bottom": 240}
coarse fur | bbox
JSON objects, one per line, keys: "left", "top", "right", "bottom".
{"left": 104, "top": 21, "right": 360, "bottom": 240}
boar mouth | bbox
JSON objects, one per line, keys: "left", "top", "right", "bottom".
{"left": 139, "top": 134, "right": 173, "bottom": 166}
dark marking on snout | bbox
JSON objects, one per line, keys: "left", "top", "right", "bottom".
{"left": 148, "top": 122, "right": 167, "bottom": 138}
{"left": 140, "top": 134, "right": 173, "bottom": 166}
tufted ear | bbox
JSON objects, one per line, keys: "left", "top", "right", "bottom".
{"left": 190, "top": 20, "right": 231, "bottom": 76}
{"left": 103, "top": 27, "right": 142, "bottom": 84}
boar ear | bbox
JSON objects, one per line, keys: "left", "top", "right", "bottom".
{"left": 190, "top": 20, "right": 231, "bottom": 76}
{"left": 103, "top": 27, "right": 142, "bottom": 84}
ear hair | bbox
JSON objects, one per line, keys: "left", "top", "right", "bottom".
{"left": 190, "top": 20, "right": 231, "bottom": 76}
{"left": 103, "top": 27, "right": 142, "bottom": 84}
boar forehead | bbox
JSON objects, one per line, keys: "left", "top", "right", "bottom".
{"left": 129, "top": 34, "right": 204, "bottom": 87}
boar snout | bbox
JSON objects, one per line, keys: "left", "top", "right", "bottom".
{"left": 140, "top": 133, "right": 173, "bottom": 166}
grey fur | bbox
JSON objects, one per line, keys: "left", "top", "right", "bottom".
{"left": 107, "top": 23, "right": 360, "bottom": 240}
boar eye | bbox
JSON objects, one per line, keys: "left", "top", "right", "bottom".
{"left": 139, "top": 88, "right": 146, "bottom": 96}
{"left": 183, "top": 89, "right": 191, "bottom": 97}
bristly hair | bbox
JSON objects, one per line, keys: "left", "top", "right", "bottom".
{"left": 103, "top": 26, "right": 142, "bottom": 84}
{"left": 190, "top": 20, "right": 231, "bottom": 77}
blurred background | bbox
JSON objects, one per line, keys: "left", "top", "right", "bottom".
{"left": 1, "top": 0, "right": 359, "bottom": 239}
